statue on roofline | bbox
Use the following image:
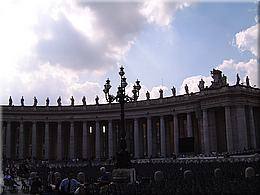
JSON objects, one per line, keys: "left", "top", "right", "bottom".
{"left": 236, "top": 73, "right": 240, "bottom": 85}
{"left": 171, "top": 86, "right": 176, "bottom": 96}
{"left": 198, "top": 79, "right": 205, "bottom": 91}
{"left": 210, "top": 68, "right": 228, "bottom": 88}
{"left": 82, "top": 96, "right": 86, "bottom": 106}
{"left": 246, "top": 76, "right": 250, "bottom": 87}
{"left": 222, "top": 74, "right": 227, "bottom": 86}
{"left": 21, "top": 96, "right": 24, "bottom": 106}
{"left": 46, "top": 97, "right": 50, "bottom": 106}
{"left": 57, "top": 96, "right": 62, "bottom": 106}
{"left": 159, "top": 89, "right": 163, "bottom": 98}
{"left": 33, "top": 97, "right": 38, "bottom": 107}
{"left": 146, "top": 91, "right": 150, "bottom": 100}
{"left": 9, "top": 96, "right": 12, "bottom": 106}
{"left": 95, "top": 95, "right": 99, "bottom": 105}
{"left": 185, "top": 84, "right": 189, "bottom": 94}
{"left": 70, "top": 96, "right": 74, "bottom": 106}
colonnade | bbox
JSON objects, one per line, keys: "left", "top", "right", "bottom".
{"left": 2, "top": 105, "right": 258, "bottom": 160}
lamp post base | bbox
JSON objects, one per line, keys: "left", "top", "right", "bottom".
{"left": 116, "top": 149, "right": 131, "bottom": 169}
{"left": 112, "top": 168, "right": 136, "bottom": 184}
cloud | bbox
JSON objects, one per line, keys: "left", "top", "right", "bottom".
{"left": 125, "top": 83, "right": 169, "bottom": 100}
{"left": 140, "top": 0, "right": 191, "bottom": 26}
{"left": 235, "top": 23, "right": 258, "bottom": 56}
{"left": 0, "top": 62, "right": 103, "bottom": 105}
{"left": 179, "top": 75, "right": 212, "bottom": 94}
{"left": 218, "top": 22, "right": 258, "bottom": 87}
{"left": 179, "top": 20, "right": 259, "bottom": 93}
{"left": 217, "top": 58, "right": 258, "bottom": 86}
{"left": 0, "top": 0, "right": 191, "bottom": 105}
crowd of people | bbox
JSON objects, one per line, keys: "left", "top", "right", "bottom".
{"left": 2, "top": 153, "right": 260, "bottom": 194}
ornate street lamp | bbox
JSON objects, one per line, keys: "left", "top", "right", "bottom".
{"left": 103, "top": 66, "right": 141, "bottom": 168}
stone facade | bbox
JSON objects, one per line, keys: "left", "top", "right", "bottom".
{"left": 1, "top": 85, "right": 260, "bottom": 160}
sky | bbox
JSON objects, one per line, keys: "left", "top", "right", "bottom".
{"left": 0, "top": 0, "right": 258, "bottom": 106}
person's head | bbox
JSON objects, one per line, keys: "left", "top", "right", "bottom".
{"left": 100, "top": 167, "right": 106, "bottom": 174}
{"left": 77, "top": 172, "right": 85, "bottom": 183}
{"left": 68, "top": 172, "right": 74, "bottom": 180}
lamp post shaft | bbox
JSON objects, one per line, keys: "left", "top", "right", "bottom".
{"left": 103, "top": 66, "right": 140, "bottom": 168}
{"left": 120, "top": 98, "right": 126, "bottom": 150}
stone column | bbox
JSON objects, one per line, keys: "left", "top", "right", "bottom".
{"left": 19, "top": 121, "right": 24, "bottom": 159}
{"left": 69, "top": 121, "right": 75, "bottom": 159}
{"left": 187, "top": 112, "right": 193, "bottom": 137}
{"left": 249, "top": 106, "right": 256, "bottom": 149}
{"left": 44, "top": 122, "right": 49, "bottom": 159}
{"left": 173, "top": 114, "right": 179, "bottom": 154}
{"left": 57, "top": 122, "right": 62, "bottom": 160}
{"left": 82, "top": 121, "right": 88, "bottom": 159}
{"left": 134, "top": 118, "right": 140, "bottom": 158}
{"left": 208, "top": 110, "right": 217, "bottom": 152}
{"left": 6, "top": 121, "right": 11, "bottom": 158}
{"left": 32, "top": 121, "right": 37, "bottom": 159}
{"left": 225, "top": 106, "right": 233, "bottom": 152}
{"left": 147, "top": 117, "right": 153, "bottom": 158}
{"left": 108, "top": 120, "right": 113, "bottom": 159}
{"left": 95, "top": 121, "right": 100, "bottom": 159}
{"left": 202, "top": 109, "right": 210, "bottom": 153}
{"left": 236, "top": 106, "right": 248, "bottom": 150}
{"left": 160, "top": 116, "right": 166, "bottom": 157}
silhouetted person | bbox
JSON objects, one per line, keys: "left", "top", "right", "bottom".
{"left": 9, "top": 96, "right": 12, "bottom": 106}
{"left": 59, "top": 172, "right": 80, "bottom": 195}
{"left": 21, "top": 96, "right": 24, "bottom": 106}
{"left": 46, "top": 97, "right": 50, "bottom": 106}
{"left": 30, "top": 176, "right": 42, "bottom": 194}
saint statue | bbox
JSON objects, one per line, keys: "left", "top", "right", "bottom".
{"left": 159, "top": 89, "right": 163, "bottom": 98}
{"left": 57, "top": 96, "right": 62, "bottom": 106}
{"left": 95, "top": 95, "right": 99, "bottom": 105}
{"left": 246, "top": 76, "right": 250, "bottom": 87}
{"left": 33, "top": 97, "right": 38, "bottom": 106}
{"left": 236, "top": 73, "right": 240, "bottom": 85}
{"left": 21, "top": 96, "right": 24, "bottom": 106}
{"left": 146, "top": 91, "right": 150, "bottom": 100}
{"left": 46, "top": 97, "right": 50, "bottom": 106}
{"left": 185, "top": 84, "right": 189, "bottom": 94}
{"left": 222, "top": 74, "right": 227, "bottom": 86}
{"left": 198, "top": 79, "right": 205, "bottom": 91}
{"left": 171, "top": 86, "right": 176, "bottom": 96}
{"left": 70, "top": 96, "right": 74, "bottom": 106}
{"left": 82, "top": 96, "right": 86, "bottom": 106}
{"left": 9, "top": 96, "right": 12, "bottom": 106}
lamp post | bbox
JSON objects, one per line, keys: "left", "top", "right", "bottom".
{"left": 103, "top": 66, "right": 141, "bottom": 168}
